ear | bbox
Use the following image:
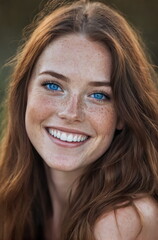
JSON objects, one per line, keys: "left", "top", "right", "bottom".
{"left": 116, "top": 117, "right": 124, "bottom": 130}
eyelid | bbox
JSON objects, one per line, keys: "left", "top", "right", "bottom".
{"left": 89, "top": 90, "right": 111, "bottom": 101}
{"left": 41, "top": 80, "right": 63, "bottom": 91}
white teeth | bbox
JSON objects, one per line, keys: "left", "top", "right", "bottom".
{"left": 81, "top": 136, "right": 86, "bottom": 141}
{"left": 67, "top": 134, "right": 73, "bottom": 142}
{"left": 73, "top": 135, "right": 78, "bottom": 142}
{"left": 77, "top": 135, "right": 81, "bottom": 142}
{"left": 57, "top": 131, "right": 60, "bottom": 138}
{"left": 54, "top": 130, "right": 57, "bottom": 137}
{"left": 49, "top": 129, "right": 54, "bottom": 136}
{"left": 60, "top": 133, "right": 67, "bottom": 141}
{"left": 48, "top": 129, "right": 88, "bottom": 143}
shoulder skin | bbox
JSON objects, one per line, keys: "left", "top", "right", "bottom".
{"left": 94, "top": 196, "right": 158, "bottom": 240}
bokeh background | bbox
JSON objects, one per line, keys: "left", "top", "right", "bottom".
{"left": 0, "top": 0, "right": 158, "bottom": 122}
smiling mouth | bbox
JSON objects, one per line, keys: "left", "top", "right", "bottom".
{"left": 47, "top": 128, "right": 89, "bottom": 143}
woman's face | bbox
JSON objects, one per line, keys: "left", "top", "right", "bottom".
{"left": 25, "top": 34, "right": 122, "bottom": 172}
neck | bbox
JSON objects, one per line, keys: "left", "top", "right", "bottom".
{"left": 44, "top": 166, "right": 83, "bottom": 240}
{"left": 48, "top": 168, "right": 81, "bottom": 201}
{"left": 45, "top": 165, "right": 83, "bottom": 217}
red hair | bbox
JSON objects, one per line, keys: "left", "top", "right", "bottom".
{"left": 0, "top": 1, "right": 158, "bottom": 239}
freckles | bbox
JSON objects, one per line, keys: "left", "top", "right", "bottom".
{"left": 87, "top": 106, "right": 105, "bottom": 123}
{"left": 87, "top": 105, "right": 117, "bottom": 128}
{"left": 27, "top": 96, "right": 59, "bottom": 122}
{"left": 88, "top": 105, "right": 114, "bottom": 117}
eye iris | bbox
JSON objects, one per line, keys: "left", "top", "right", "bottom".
{"left": 93, "top": 93, "right": 105, "bottom": 99}
{"left": 48, "top": 83, "right": 59, "bottom": 90}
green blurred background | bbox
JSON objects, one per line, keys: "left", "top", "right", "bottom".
{"left": 0, "top": 0, "right": 158, "bottom": 120}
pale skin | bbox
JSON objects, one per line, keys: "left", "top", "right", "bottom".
{"left": 25, "top": 34, "right": 158, "bottom": 239}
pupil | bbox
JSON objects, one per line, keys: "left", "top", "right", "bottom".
{"left": 95, "top": 93, "right": 102, "bottom": 99}
{"left": 51, "top": 84, "right": 57, "bottom": 90}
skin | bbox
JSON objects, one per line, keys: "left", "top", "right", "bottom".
{"left": 25, "top": 34, "right": 123, "bottom": 174}
{"left": 94, "top": 197, "right": 158, "bottom": 240}
{"left": 25, "top": 33, "right": 123, "bottom": 238}
{"left": 25, "top": 34, "right": 158, "bottom": 239}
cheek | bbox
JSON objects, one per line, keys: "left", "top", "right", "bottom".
{"left": 25, "top": 95, "right": 59, "bottom": 124}
{"left": 87, "top": 105, "right": 117, "bottom": 134}
{"left": 25, "top": 95, "right": 58, "bottom": 142}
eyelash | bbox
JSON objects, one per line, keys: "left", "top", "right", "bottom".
{"left": 42, "top": 81, "right": 63, "bottom": 92}
{"left": 41, "top": 81, "right": 111, "bottom": 102}
{"left": 89, "top": 91, "right": 111, "bottom": 102}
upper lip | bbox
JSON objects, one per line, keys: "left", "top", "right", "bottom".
{"left": 46, "top": 126, "right": 90, "bottom": 136}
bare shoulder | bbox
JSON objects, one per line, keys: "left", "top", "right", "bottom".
{"left": 94, "top": 196, "right": 158, "bottom": 240}
{"left": 134, "top": 196, "right": 158, "bottom": 239}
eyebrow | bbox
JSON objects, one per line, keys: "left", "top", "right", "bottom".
{"left": 89, "top": 81, "right": 111, "bottom": 87}
{"left": 39, "top": 70, "right": 111, "bottom": 87}
{"left": 39, "top": 71, "right": 69, "bottom": 82}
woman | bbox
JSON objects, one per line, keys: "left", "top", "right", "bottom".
{"left": 0, "top": 0, "right": 158, "bottom": 239}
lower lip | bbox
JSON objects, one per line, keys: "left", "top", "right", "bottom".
{"left": 46, "top": 130, "right": 89, "bottom": 148}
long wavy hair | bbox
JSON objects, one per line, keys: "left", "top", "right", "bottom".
{"left": 0, "top": 0, "right": 158, "bottom": 239}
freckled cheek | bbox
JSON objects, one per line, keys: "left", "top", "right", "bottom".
{"left": 86, "top": 105, "right": 117, "bottom": 134}
{"left": 26, "top": 96, "right": 61, "bottom": 123}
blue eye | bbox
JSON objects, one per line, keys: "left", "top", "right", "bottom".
{"left": 44, "top": 83, "right": 62, "bottom": 91}
{"left": 90, "top": 92, "right": 109, "bottom": 101}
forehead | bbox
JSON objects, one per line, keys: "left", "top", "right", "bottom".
{"left": 32, "top": 34, "right": 112, "bottom": 82}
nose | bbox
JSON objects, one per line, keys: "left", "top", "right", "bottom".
{"left": 58, "top": 94, "right": 85, "bottom": 123}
